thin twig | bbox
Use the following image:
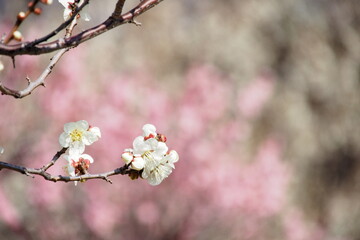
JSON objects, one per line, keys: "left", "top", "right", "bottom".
{"left": 0, "top": 158, "right": 130, "bottom": 184}
{"left": 40, "top": 147, "right": 67, "bottom": 172}
{"left": 0, "top": 12, "right": 78, "bottom": 98}
{"left": 112, "top": 0, "right": 127, "bottom": 19}
{"left": 0, "top": 0, "right": 164, "bottom": 57}
{"left": 3, "top": 0, "right": 41, "bottom": 44}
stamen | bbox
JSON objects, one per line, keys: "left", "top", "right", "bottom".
{"left": 70, "top": 129, "right": 83, "bottom": 142}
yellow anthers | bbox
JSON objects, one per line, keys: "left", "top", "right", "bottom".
{"left": 70, "top": 129, "right": 83, "bottom": 142}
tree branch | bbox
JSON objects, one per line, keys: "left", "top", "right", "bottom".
{"left": 0, "top": 0, "right": 164, "bottom": 57}
{"left": 0, "top": 148, "right": 132, "bottom": 184}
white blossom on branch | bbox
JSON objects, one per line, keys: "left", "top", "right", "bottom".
{"left": 59, "top": 120, "right": 101, "bottom": 155}
{"left": 63, "top": 153, "right": 94, "bottom": 185}
{"left": 121, "top": 124, "right": 179, "bottom": 186}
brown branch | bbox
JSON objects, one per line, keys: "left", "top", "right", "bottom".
{"left": 0, "top": 13, "right": 78, "bottom": 98}
{"left": 40, "top": 147, "right": 67, "bottom": 171}
{"left": 0, "top": 148, "right": 131, "bottom": 184}
{"left": 0, "top": 160, "right": 130, "bottom": 184}
{"left": 0, "top": 0, "right": 164, "bottom": 57}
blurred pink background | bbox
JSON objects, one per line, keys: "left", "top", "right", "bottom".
{"left": 0, "top": 0, "right": 359, "bottom": 239}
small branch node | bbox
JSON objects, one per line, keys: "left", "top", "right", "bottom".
{"left": 130, "top": 19, "right": 142, "bottom": 26}
{"left": 24, "top": 169, "right": 34, "bottom": 178}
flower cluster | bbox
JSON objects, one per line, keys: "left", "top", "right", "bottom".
{"left": 59, "top": 120, "right": 100, "bottom": 184}
{"left": 121, "top": 124, "right": 179, "bottom": 186}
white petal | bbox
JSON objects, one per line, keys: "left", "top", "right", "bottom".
{"left": 69, "top": 141, "right": 85, "bottom": 155}
{"left": 76, "top": 120, "right": 89, "bottom": 131}
{"left": 66, "top": 165, "right": 76, "bottom": 176}
{"left": 157, "top": 142, "right": 168, "bottom": 155}
{"left": 142, "top": 124, "right": 157, "bottom": 137}
{"left": 141, "top": 169, "right": 149, "bottom": 179}
{"left": 133, "top": 136, "right": 151, "bottom": 154}
{"left": 82, "top": 131, "right": 99, "bottom": 145}
{"left": 63, "top": 8, "right": 72, "bottom": 21}
{"left": 143, "top": 152, "right": 161, "bottom": 172}
{"left": 121, "top": 152, "right": 133, "bottom": 165}
{"left": 64, "top": 153, "right": 81, "bottom": 163}
{"left": 59, "top": 132, "right": 69, "bottom": 147}
{"left": 151, "top": 142, "right": 168, "bottom": 161}
{"left": 167, "top": 150, "right": 179, "bottom": 163}
{"left": 146, "top": 138, "right": 159, "bottom": 149}
{"left": 58, "top": 0, "right": 70, "bottom": 8}
{"left": 124, "top": 148, "right": 133, "bottom": 153}
{"left": 63, "top": 154, "right": 70, "bottom": 162}
{"left": 147, "top": 172, "right": 163, "bottom": 186}
{"left": 89, "top": 127, "right": 101, "bottom": 138}
{"left": 64, "top": 122, "right": 76, "bottom": 133}
{"left": 131, "top": 156, "right": 145, "bottom": 170}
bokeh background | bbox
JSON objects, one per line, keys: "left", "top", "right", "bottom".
{"left": 0, "top": 0, "right": 360, "bottom": 239}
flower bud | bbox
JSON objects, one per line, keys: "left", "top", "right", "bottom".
{"left": 17, "top": 12, "right": 26, "bottom": 21}
{"left": 121, "top": 152, "right": 133, "bottom": 165}
{"left": 13, "top": 31, "right": 23, "bottom": 41}
{"left": 131, "top": 155, "right": 145, "bottom": 170}
{"left": 156, "top": 133, "right": 167, "bottom": 142}
{"left": 33, "top": 8, "right": 42, "bottom": 15}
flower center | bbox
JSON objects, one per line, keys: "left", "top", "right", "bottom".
{"left": 142, "top": 151, "right": 153, "bottom": 160}
{"left": 70, "top": 129, "right": 83, "bottom": 142}
{"left": 142, "top": 151, "right": 163, "bottom": 174}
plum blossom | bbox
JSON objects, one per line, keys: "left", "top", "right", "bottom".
{"left": 121, "top": 124, "right": 179, "bottom": 185}
{"left": 63, "top": 153, "right": 94, "bottom": 185}
{"left": 142, "top": 150, "right": 179, "bottom": 186}
{"left": 59, "top": 120, "right": 101, "bottom": 155}
{"left": 58, "top": 0, "right": 90, "bottom": 21}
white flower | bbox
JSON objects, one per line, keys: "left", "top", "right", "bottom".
{"left": 58, "top": 0, "right": 90, "bottom": 21}
{"left": 63, "top": 153, "right": 94, "bottom": 176}
{"left": 59, "top": 120, "right": 101, "bottom": 155}
{"left": 63, "top": 153, "right": 94, "bottom": 185}
{"left": 121, "top": 124, "right": 179, "bottom": 185}
{"left": 142, "top": 150, "right": 179, "bottom": 186}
